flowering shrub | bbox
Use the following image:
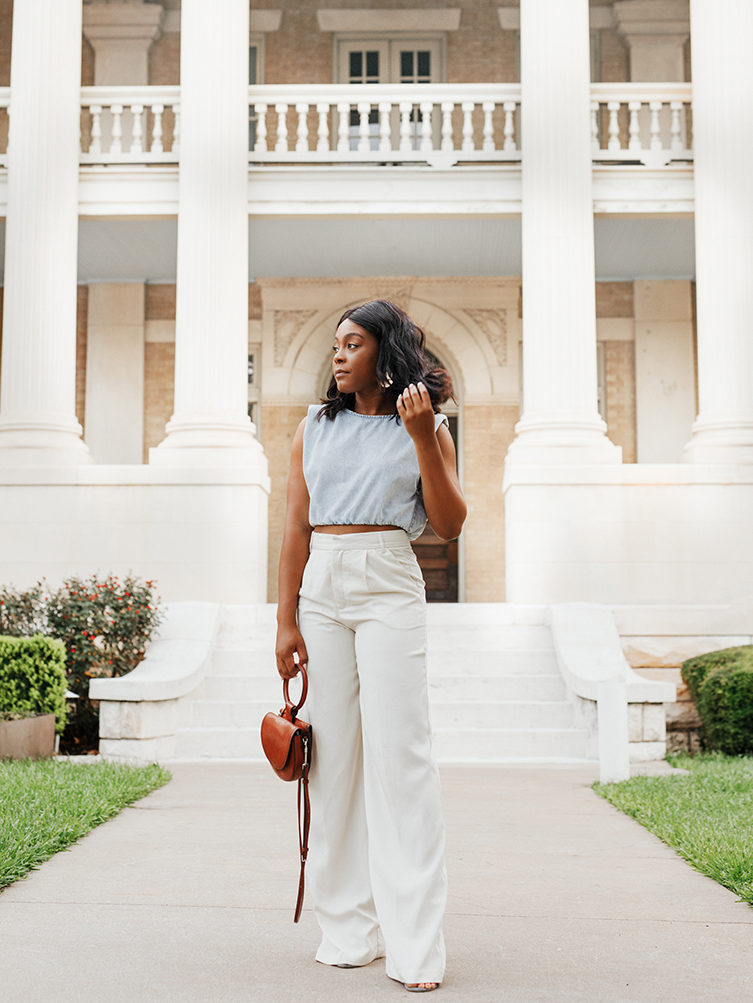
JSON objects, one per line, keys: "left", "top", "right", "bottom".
{"left": 0, "top": 573, "right": 165, "bottom": 752}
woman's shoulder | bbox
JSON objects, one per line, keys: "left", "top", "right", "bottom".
{"left": 434, "top": 411, "right": 449, "bottom": 430}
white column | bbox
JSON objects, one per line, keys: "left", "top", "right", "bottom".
{"left": 683, "top": 0, "right": 753, "bottom": 463}
{"left": 0, "top": 0, "right": 93, "bottom": 465}
{"left": 507, "top": 0, "right": 619, "bottom": 463}
{"left": 150, "top": 0, "right": 263, "bottom": 468}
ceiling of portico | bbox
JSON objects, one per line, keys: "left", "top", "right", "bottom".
{"left": 0, "top": 216, "right": 695, "bottom": 285}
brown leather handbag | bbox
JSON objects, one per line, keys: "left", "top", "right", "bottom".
{"left": 260, "top": 668, "right": 312, "bottom": 923}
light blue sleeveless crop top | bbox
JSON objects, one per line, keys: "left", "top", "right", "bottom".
{"left": 302, "top": 404, "right": 449, "bottom": 541}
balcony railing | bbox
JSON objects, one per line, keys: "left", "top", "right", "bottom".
{"left": 590, "top": 83, "right": 692, "bottom": 167}
{"left": 247, "top": 84, "right": 521, "bottom": 167}
{"left": 0, "top": 83, "right": 693, "bottom": 171}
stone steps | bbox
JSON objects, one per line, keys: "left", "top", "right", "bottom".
{"left": 171, "top": 603, "right": 592, "bottom": 763}
{"left": 174, "top": 724, "right": 590, "bottom": 763}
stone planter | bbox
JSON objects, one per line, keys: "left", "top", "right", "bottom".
{"left": 0, "top": 714, "right": 56, "bottom": 759}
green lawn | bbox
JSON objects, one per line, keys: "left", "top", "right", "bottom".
{"left": 0, "top": 757, "right": 172, "bottom": 890}
{"left": 594, "top": 752, "right": 753, "bottom": 907}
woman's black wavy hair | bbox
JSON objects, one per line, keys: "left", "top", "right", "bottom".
{"left": 318, "top": 299, "right": 454, "bottom": 421}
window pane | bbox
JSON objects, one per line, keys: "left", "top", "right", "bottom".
{"left": 350, "top": 51, "right": 362, "bottom": 79}
{"left": 365, "top": 50, "right": 380, "bottom": 78}
{"left": 417, "top": 50, "right": 431, "bottom": 79}
{"left": 249, "top": 46, "right": 258, "bottom": 84}
{"left": 400, "top": 51, "right": 413, "bottom": 78}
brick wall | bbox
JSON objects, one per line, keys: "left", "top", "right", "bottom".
{"left": 263, "top": 0, "right": 516, "bottom": 85}
{"left": 604, "top": 340, "right": 637, "bottom": 462}
{"left": 0, "top": 0, "right": 11, "bottom": 85}
{"left": 264, "top": 402, "right": 308, "bottom": 601}
{"left": 143, "top": 284, "right": 176, "bottom": 462}
{"left": 597, "top": 281, "right": 637, "bottom": 463}
{"left": 463, "top": 402, "right": 518, "bottom": 602}
{"left": 76, "top": 285, "right": 88, "bottom": 433}
{"left": 149, "top": 28, "right": 180, "bottom": 84}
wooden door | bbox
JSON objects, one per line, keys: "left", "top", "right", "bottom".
{"left": 413, "top": 414, "right": 459, "bottom": 601}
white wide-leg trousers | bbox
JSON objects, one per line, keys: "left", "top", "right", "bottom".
{"left": 297, "top": 530, "right": 447, "bottom": 985}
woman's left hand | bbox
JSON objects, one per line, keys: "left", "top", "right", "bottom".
{"left": 397, "top": 382, "right": 435, "bottom": 444}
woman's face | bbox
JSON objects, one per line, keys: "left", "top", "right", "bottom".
{"left": 332, "top": 319, "right": 380, "bottom": 395}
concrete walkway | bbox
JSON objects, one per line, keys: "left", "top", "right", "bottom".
{"left": 1, "top": 762, "right": 751, "bottom": 1003}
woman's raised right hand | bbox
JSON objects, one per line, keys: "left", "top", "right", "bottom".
{"left": 275, "top": 624, "right": 309, "bottom": 680}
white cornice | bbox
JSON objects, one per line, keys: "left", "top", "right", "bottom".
{"left": 83, "top": 1, "right": 164, "bottom": 41}
{"left": 161, "top": 9, "right": 282, "bottom": 34}
{"left": 317, "top": 9, "right": 462, "bottom": 33}
{"left": 498, "top": 7, "right": 616, "bottom": 31}
{"left": 613, "top": 0, "right": 689, "bottom": 36}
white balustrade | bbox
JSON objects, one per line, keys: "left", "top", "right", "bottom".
{"left": 590, "top": 83, "right": 692, "bottom": 167}
{"left": 79, "top": 85, "right": 180, "bottom": 163}
{"left": 248, "top": 84, "right": 522, "bottom": 166}
{"left": 0, "top": 83, "right": 696, "bottom": 171}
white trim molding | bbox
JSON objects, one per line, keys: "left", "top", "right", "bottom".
{"left": 162, "top": 9, "right": 282, "bottom": 35}
{"left": 498, "top": 7, "right": 615, "bottom": 31}
{"left": 317, "top": 8, "right": 461, "bottom": 33}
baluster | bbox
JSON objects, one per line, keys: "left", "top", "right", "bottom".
{"left": 110, "top": 103, "right": 123, "bottom": 155}
{"left": 90, "top": 104, "right": 102, "bottom": 155}
{"left": 378, "top": 102, "right": 392, "bottom": 155}
{"left": 130, "top": 103, "right": 144, "bottom": 154}
{"left": 274, "top": 103, "right": 289, "bottom": 153}
{"left": 336, "top": 102, "right": 349, "bottom": 153}
{"left": 295, "top": 103, "right": 308, "bottom": 153}
{"left": 461, "top": 101, "right": 474, "bottom": 152}
{"left": 316, "top": 102, "right": 329, "bottom": 152}
{"left": 254, "top": 103, "right": 267, "bottom": 153}
{"left": 482, "top": 100, "right": 494, "bottom": 152}
{"left": 172, "top": 102, "right": 180, "bottom": 155}
{"left": 607, "top": 100, "right": 620, "bottom": 151}
{"left": 357, "top": 101, "right": 371, "bottom": 153}
{"left": 399, "top": 101, "right": 412, "bottom": 153}
{"left": 504, "top": 100, "right": 517, "bottom": 152}
{"left": 628, "top": 100, "right": 641, "bottom": 152}
{"left": 649, "top": 100, "right": 662, "bottom": 151}
{"left": 590, "top": 101, "right": 600, "bottom": 155}
{"left": 420, "top": 101, "right": 433, "bottom": 152}
{"left": 440, "top": 101, "right": 454, "bottom": 153}
{"left": 670, "top": 100, "right": 683, "bottom": 153}
{"left": 151, "top": 103, "right": 164, "bottom": 154}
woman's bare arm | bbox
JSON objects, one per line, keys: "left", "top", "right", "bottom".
{"left": 397, "top": 382, "right": 467, "bottom": 541}
{"left": 275, "top": 418, "right": 312, "bottom": 679}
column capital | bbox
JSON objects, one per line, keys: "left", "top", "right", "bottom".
{"left": 613, "top": 0, "right": 690, "bottom": 37}
{"left": 614, "top": 0, "right": 689, "bottom": 81}
{"left": 83, "top": 0, "right": 164, "bottom": 42}
{"left": 83, "top": 0, "right": 164, "bottom": 84}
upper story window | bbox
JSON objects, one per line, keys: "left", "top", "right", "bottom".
{"left": 337, "top": 38, "right": 443, "bottom": 86}
{"left": 337, "top": 37, "right": 445, "bottom": 150}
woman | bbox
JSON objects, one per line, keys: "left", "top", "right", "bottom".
{"left": 275, "top": 300, "right": 466, "bottom": 993}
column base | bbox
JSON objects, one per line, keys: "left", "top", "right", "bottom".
{"left": 683, "top": 420, "right": 753, "bottom": 464}
{"left": 149, "top": 417, "right": 269, "bottom": 474}
{"left": 0, "top": 420, "right": 94, "bottom": 466}
{"left": 506, "top": 418, "right": 622, "bottom": 465}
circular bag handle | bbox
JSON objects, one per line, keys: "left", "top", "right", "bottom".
{"left": 283, "top": 665, "right": 308, "bottom": 717}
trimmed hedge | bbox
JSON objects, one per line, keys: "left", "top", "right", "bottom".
{"left": 0, "top": 635, "right": 68, "bottom": 735}
{"left": 682, "top": 645, "right": 753, "bottom": 755}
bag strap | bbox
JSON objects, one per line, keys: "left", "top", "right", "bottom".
{"left": 283, "top": 666, "right": 308, "bottom": 723}
{"left": 293, "top": 730, "right": 311, "bottom": 923}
